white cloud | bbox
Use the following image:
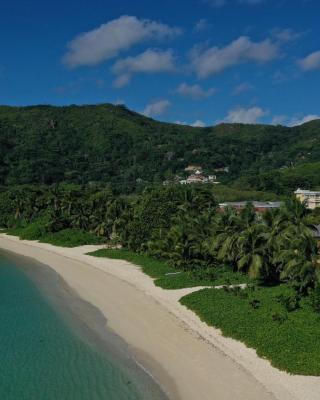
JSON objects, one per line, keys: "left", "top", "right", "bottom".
{"left": 223, "top": 106, "right": 267, "bottom": 124}
{"left": 233, "top": 82, "right": 254, "bottom": 95}
{"left": 176, "top": 83, "right": 216, "bottom": 99}
{"left": 175, "top": 120, "right": 206, "bottom": 127}
{"left": 271, "top": 28, "right": 303, "bottom": 44}
{"left": 191, "top": 120, "right": 206, "bottom": 127}
{"left": 63, "top": 16, "right": 181, "bottom": 68}
{"left": 298, "top": 51, "right": 320, "bottom": 71}
{"left": 112, "top": 49, "right": 176, "bottom": 87}
{"left": 190, "top": 36, "right": 278, "bottom": 78}
{"left": 289, "top": 114, "right": 320, "bottom": 126}
{"left": 270, "top": 114, "right": 320, "bottom": 126}
{"left": 114, "top": 99, "right": 126, "bottom": 105}
{"left": 271, "top": 115, "right": 288, "bottom": 125}
{"left": 142, "top": 100, "right": 171, "bottom": 117}
{"left": 194, "top": 19, "right": 211, "bottom": 32}
{"left": 113, "top": 74, "right": 132, "bottom": 88}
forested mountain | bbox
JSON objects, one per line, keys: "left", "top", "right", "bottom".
{"left": 0, "top": 103, "right": 319, "bottom": 193}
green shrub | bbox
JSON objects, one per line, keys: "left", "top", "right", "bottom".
{"left": 191, "top": 267, "right": 218, "bottom": 281}
{"left": 40, "top": 229, "right": 104, "bottom": 247}
{"left": 19, "top": 220, "right": 47, "bottom": 240}
{"left": 276, "top": 294, "right": 300, "bottom": 312}
{"left": 249, "top": 299, "right": 261, "bottom": 309}
{"left": 180, "top": 285, "right": 320, "bottom": 375}
{"left": 271, "top": 311, "right": 288, "bottom": 324}
{"left": 87, "top": 249, "right": 251, "bottom": 289}
{"left": 5, "top": 226, "right": 25, "bottom": 236}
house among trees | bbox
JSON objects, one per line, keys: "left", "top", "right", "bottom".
{"left": 180, "top": 169, "right": 219, "bottom": 185}
{"left": 219, "top": 201, "right": 283, "bottom": 213}
{"left": 294, "top": 189, "right": 320, "bottom": 210}
{"left": 184, "top": 165, "right": 202, "bottom": 173}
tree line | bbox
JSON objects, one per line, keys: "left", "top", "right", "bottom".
{"left": 0, "top": 183, "right": 319, "bottom": 295}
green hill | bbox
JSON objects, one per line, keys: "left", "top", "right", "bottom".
{"left": 0, "top": 103, "right": 319, "bottom": 193}
{"left": 234, "top": 161, "right": 320, "bottom": 194}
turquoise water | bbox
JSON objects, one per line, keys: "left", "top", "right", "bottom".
{"left": 0, "top": 253, "right": 166, "bottom": 400}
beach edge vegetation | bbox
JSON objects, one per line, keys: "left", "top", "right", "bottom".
{"left": 87, "top": 248, "right": 252, "bottom": 289}
{"left": 0, "top": 183, "right": 320, "bottom": 375}
{"left": 180, "top": 285, "right": 320, "bottom": 376}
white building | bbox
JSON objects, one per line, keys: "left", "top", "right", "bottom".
{"left": 186, "top": 170, "right": 206, "bottom": 184}
{"left": 294, "top": 189, "right": 320, "bottom": 210}
{"left": 180, "top": 170, "right": 220, "bottom": 185}
{"left": 184, "top": 165, "right": 202, "bottom": 173}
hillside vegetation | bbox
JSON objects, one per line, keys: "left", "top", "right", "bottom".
{"left": 0, "top": 104, "right": 319, "bottom": 193}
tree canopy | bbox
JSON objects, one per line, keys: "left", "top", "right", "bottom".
{"left": 0, "top": 104, "right": 319, "bottom": 194}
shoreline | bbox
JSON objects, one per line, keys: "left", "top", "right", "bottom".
{"left": 2, "top": 250, "right": 170, "bottom": 400}
{"left": 0, "top": 234, "right": 319, "bottom": 400}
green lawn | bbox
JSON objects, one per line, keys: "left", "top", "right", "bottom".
{"left": 87, "top": 249, "right": 251, "bottom": 289}
{"left": 180, "top": 285, "right": 320, "bottom": 375}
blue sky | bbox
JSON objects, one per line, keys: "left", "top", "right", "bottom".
{"left": 0, "top": 0, "right": 319, "bottom": 126}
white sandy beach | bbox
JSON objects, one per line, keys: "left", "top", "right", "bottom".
{"left": 0, "top": 233, "right": 319, "bottom": 400}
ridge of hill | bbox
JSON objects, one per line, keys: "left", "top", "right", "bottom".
{"left": 0, "top": 103, "right": 319, "bottom": 193}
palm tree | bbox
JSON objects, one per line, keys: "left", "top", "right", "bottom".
{"left": 207, "top": 207, "right": 243, "bottom": 265}
{"left": 273, "top": 225, "right": 318, "bottom": 292}
{"left": 235, "top": 223, "right": 269, "bottom": 278}
{"left": 148, "top": 210, "right": 214, "bottom": 269}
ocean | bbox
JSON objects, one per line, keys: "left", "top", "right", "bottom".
{"left": 0, "top": 252, "right": 168, "bottom": 400}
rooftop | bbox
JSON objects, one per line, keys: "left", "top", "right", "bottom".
{"left": 219, "top": 201, "right": 283, "bottom": 209}
{"left": 295, "top": 189, "right": 320, "bottom": 195}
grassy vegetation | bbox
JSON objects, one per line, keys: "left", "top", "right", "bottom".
{"left": 5, "top": 223, "right": 103, "bottom": 247}
{"left": 180, "top": 285, "right": 320, "bottom": 375}
{"left": 87, "top": 249, "right": 251, "bottom": 289}
{"left": 212, "top": 184, "right": 279, "bottom": 202}
{"left": 8, "top": 219, "right": 47, "bottom": 240}
{"left": 5, "top": 226, "right": 27, "bottom": 237}
{"left": 39, "top": 229, "right": 104, "bottom": 247}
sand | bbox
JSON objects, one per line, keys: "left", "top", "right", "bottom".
{"left": 0, "top": 233, "right": 319, "bottom": 400}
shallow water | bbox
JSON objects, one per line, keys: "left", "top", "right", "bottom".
{"left": 0, "top": 252, "right": 168, "bottom": 400}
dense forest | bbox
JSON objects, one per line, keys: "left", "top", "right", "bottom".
{"left": 0, "top": 104, "right": 319, "bottom": 194}
{"left": 1, "top": 183, "right": 319, "bottom": 295}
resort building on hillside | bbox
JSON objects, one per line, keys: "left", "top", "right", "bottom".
{"left": 180, "top": 170, "right": 219, "bottom": 185}
{"left": 219, "top": 201, "right": 283, "bottom": 213}
{"left": 294, "top": 189, "right": 320, "bottom": 210}
{"left": 184, "top": 165, "right": 202, "bottom": 173}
